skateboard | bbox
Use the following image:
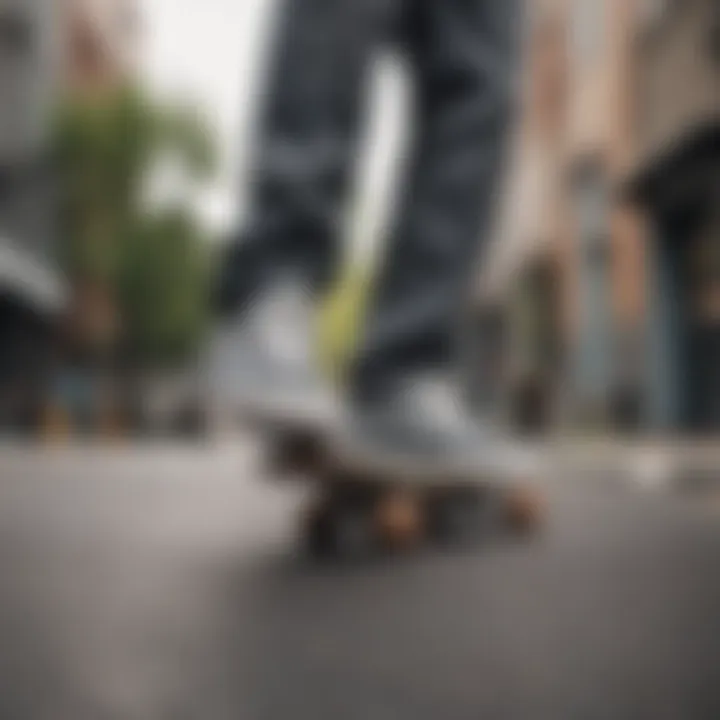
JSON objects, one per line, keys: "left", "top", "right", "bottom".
{"left": 248, "top": 413, "right": 546, "bottom": 561}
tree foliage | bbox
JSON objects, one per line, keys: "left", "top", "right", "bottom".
{"left": 52, "top": 84, "right": 216, "bottom": 366}
{"left": 118, "top": 209, "right": 211, "bottom": 366}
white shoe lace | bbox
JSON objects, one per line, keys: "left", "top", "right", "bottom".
{"left": 411, "top": 377, "right": 468, "bottom": 433}
{"left": 251, "top": 281, "right": 316, "bottom": 368}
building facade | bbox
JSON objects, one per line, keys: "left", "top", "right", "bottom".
{"left": 480, "top": 0, "right": 720, "bottom": 436}
{"left": 0, "top": 0, "right": 137, "bottom": 429}
{"left": 0, "top": 0, "right": 62, "bottom": 279}
{"left": 560, "top": 0, "right": 647, "bottom": 428}
{"left": 64, "top": 0, "right": 138, "bottom": 94}
{"left": 0, "top": 0, "right": 66, "bottom": 428}
{"left": 478, "top": 0, "right": 647, "bottom": 432}
{"left": 630, "top": 0, "right": 720, "bottom": 432}
{"left": 478, "top": 0, "right": 569, "bottom": 432}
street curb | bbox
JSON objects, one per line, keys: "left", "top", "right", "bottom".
{"left": 550, "top": 441, "right": 720, "bottom": 494}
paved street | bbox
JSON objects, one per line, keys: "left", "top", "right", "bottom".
{"left": 2, "top": 442, "right": 720, "bottom": 720}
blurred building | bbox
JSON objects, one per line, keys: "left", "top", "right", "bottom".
{"left": 64, "top": 0, "right": 139, "bottom": 95}
{"left": 0, "top": 0, "right": 66, "bottom": 428}
{"left": 480, "top": 0, "right": 720, "bottom": 436}
{"left": 478, "top": 0, "right": 573, "bottom": 432}
{"left": 478, "top": 0, "right": 644, "bottom": 433}
{"left": 561, "top": 0, "right": 646, "bottom": 430}
{"left": 0, "top": 0, "right": 138, "bottom": 429}
{"left": 629, "top": 0, "right": 720, "bottom": 432}
{"left": 0, "top": 0, "right": 61, "bottom": 276}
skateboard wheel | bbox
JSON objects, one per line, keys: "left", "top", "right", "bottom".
{"left": 305, "top": 507, "right": 334, "bottom": 558}
{"left": 266, "top": 431, "right": 325, "bottom": 476}
{"left": 375, "top": 491, "right": 423, "bottom": 549}
{"left": 305, "top": 491, "right": 378, "bottom": 561}
{"left": 428, "top": 488, "right": 488, "bottom": 546}
{"left": 504, "top": 486, "right": 544, "bottom": 533}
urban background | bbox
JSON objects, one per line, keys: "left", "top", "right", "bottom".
{"left": 1, "top": 0, "right": 719, "bottom": 439}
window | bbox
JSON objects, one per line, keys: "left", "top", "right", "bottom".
{"left": 0, "top": 10, "right": 32, "bottom": 56}
{"left": 571, "top": 0, "right": 605, "bottom": 63}
{"left": 689, "top": 220, "right": 720, "bottom": 322}
{"left": 572, "top": 164, "right": 612, "bottom": 406}
{"left": 710, "top": 1, "right": 720, "bottom": 63}
{"left": 639, "top": 0, "right": 671, "bottom": 31}
{"left": 574, "top": 164, "right": 609, "bottom": 257}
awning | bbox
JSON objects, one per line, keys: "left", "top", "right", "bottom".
{"left": 623, "top": 122, "right": 720, "bottom": 207}
{"left": 0, "top": 240, "right": 68, "bottom": 312}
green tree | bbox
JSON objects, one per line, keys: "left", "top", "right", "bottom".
{"left": 118, "top": 209, "right": 211, "bottom": 366}
{"left": 53, "top": 84, "right": 216, "bottom": 366}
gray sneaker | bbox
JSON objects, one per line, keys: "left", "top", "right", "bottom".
{"left": 206, "top": 279, "right": 337, "bottom": 432}
{"left": 336, "top": 376, "right": 537, "bottom": 483}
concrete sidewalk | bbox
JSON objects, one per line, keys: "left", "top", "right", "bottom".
{"left": 551, "top": 437, "right": 720, "bottom": 492}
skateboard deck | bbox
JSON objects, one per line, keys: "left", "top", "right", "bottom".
{"left": 246, "top": 415, "right": 545, "bottom": 558}
{"left": 249, "top": 408, "right": 536, "bottom": 483}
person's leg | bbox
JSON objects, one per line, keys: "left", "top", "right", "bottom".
{"left": 338, "top": 0, "right": 525, "bottom": 470}
{"left": 216, "top": 0, "right": 397, "bottom": 314}
{"left": 352, "top": 0, "right": 523, "bottom": 399}
{"left": 210, "top": 0, "right": 398, "bottom": 425}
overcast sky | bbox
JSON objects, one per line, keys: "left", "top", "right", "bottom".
{"left": 140, "top": 0, "right": 406, "bottom": 262}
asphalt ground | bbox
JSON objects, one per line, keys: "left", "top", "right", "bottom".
{"left": 1, "top": 443, "right": 720, "bottom": 719}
